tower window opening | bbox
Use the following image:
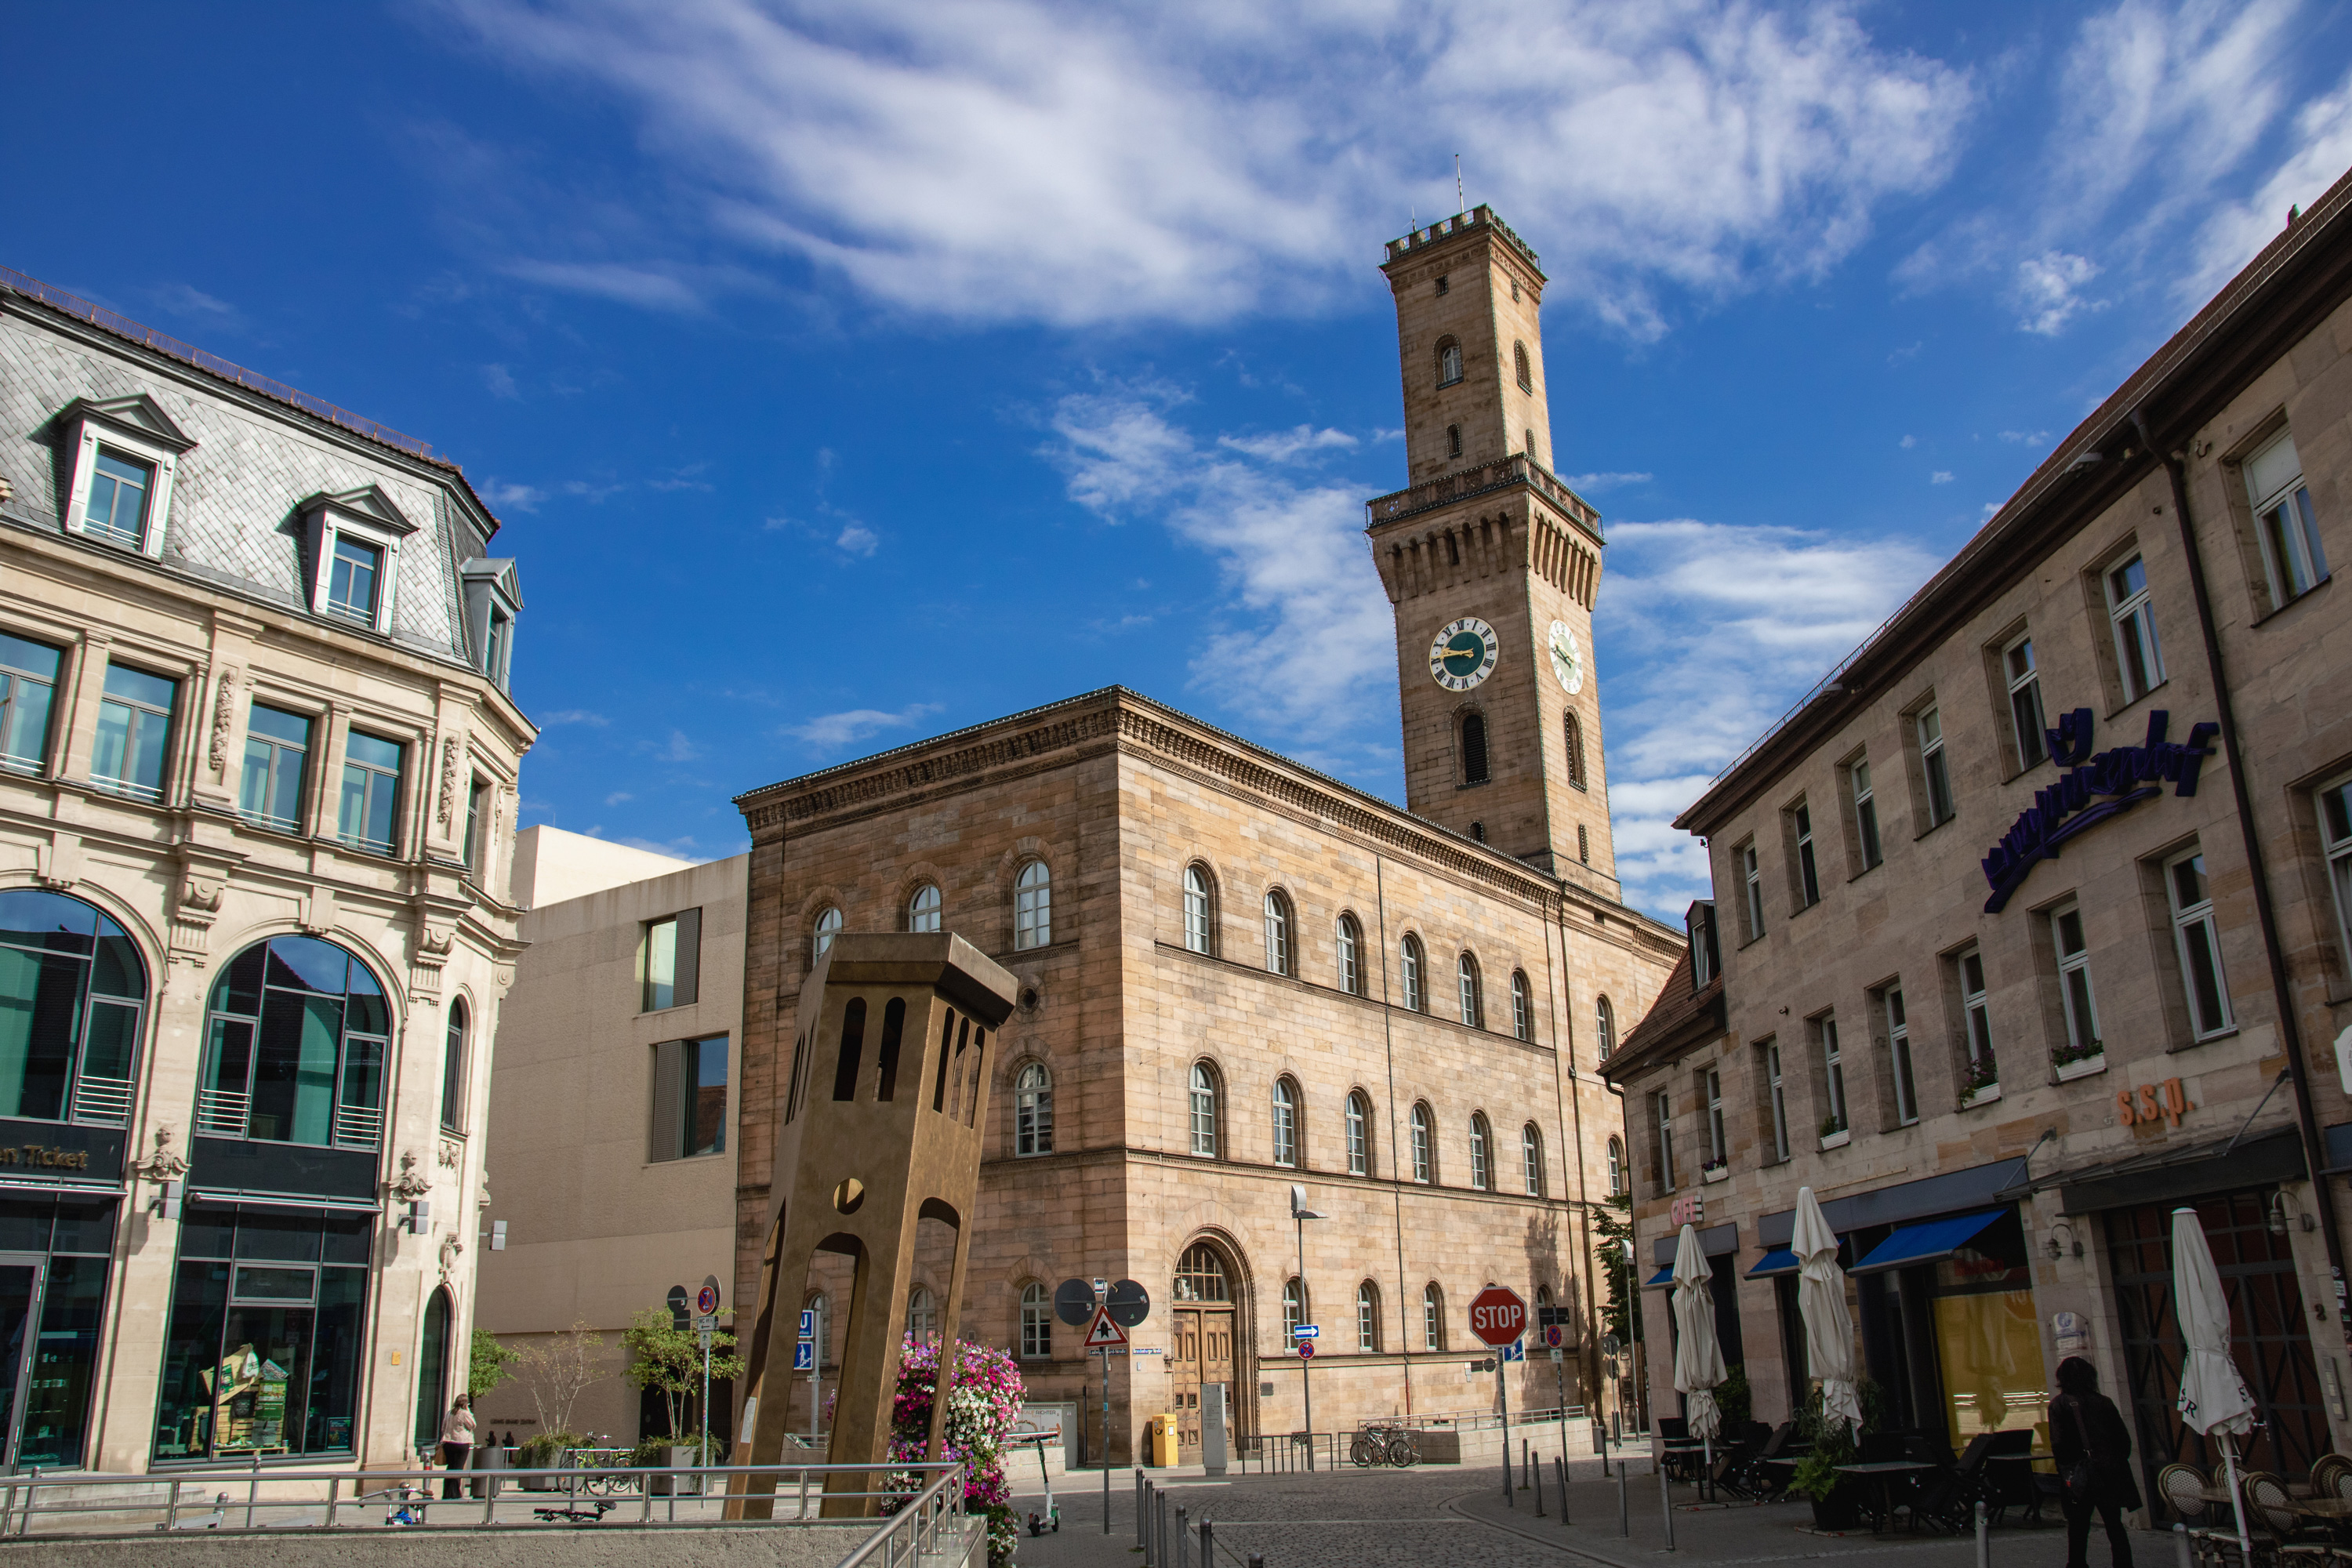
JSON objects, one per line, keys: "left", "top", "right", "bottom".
{"left": 1436, "top": 274, "right": 1450, "bottom": 295}
{"left": 1446, "top": 424, "right": 1461, "bottom": 459}
{"left": 1437, "top": 337, "right": 1462, "bottom": 387}
{"left": 1469, "top": 821, "right": 1485, "bottom": 844}
{"left": 1526, "top": 429, "right": 1537, "bottom": 460}
{"left": 1461, "top": 712, "right": 1489, "bottom": 785}
{"left": 1515, "top": 342, "right": 1532, "bottom": 393}
{"left": 1578, "top": 824, "right": 1590, "bottom": 864}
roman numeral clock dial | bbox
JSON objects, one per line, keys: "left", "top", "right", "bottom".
{"left": 1428, "top": 617, "right": 1499, "bottom": 691}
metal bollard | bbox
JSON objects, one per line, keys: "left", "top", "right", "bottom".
{"left": 1157, "top": 1488, "right": 1168, "bottom": 1568}
{"left": 1975, "top": 1501, "right": 1989, "bottom": 1568}
{"left": 1177, "top": 1505, "right": 1189, "bottom": 1568}
{"left": 1137, "top": 1472, "right": 1147, "bottom": 1552}
{"left": 2173, "top": 1523, "right": 2194, "bottom": 1568}
{"left": 1618, "top": 1452, "right": 1630, "bottom": 1535}
{"left": 1523, "top": 1439, "right": 1532, "bottom": 1490}
{"left": 1201, "top": 1517, "right": 1214, "bottom": 1567}
{"left": 1556, "top": 1455, "right": 1571, "bottom": 1526}
{"left": 1534, "top": 1445, "right": 1546, "bottom": 1518}
{"left": 1249, "top": 1558, "right": 1265, "bottom": 1568}
{"left": 1659, "top": 1457, "right": 1676, "bottom": 1550}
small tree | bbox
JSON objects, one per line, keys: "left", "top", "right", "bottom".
{"left": 470, "top": 1328, "right": 520, "bottom": 1399}
{"left": 1592, "top": 1192, "right": 1635, "bottom": 1344}
{"left": 622, "top": 1308, "right": 746, "bottom": 1453}
{"left": 511, "top": 1319, "right": 608, "bottom": 1438}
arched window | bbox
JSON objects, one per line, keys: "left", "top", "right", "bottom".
{"left": 1461, "top": 712, "right": 1490, "bottom": 784}
{"left": 1356, "top": 1281, "right": 1381, "bottom": 1352}
{"left": 1578, "top": 825, "right": 1591, "bottom": 864}
{"left": 1457, "top": 952, "right": 1482, "bottom": 1027}
{"left": 1014, "top": 860, "right": 1051, "bottom": 950}
{"left": 814, "top": 906, "right": 843, "bottom": 960}
{"left": 0, "top": 888, "right": 148, "bottom": 1125}
{"left": 440, "top": 998, "right": 468, "bottom": 1132}
{"left": 1515, "top": 340, "right": 1533, "bottom": 393}
{"left": 1015, "top": 1062, "right": 1054, "bottom": 1156}
{"left": 1272, "top": 1076, "right": 1299, "bottom": 1167}
{"left": 1410, "top": 1102, "right": 1433, "bottom": 1183}
{"left": 1400, "top": 935, "right": 1425, "bottom": 1013}
{"left": 1174, "top": 1243, "right": 1231, "bottom": 1301}
{"left": 1345, "top": 1090, "right": 1371, "bottom": 1176}
{"left": 906, "top": 1287, "right": 940, "bottom": 1344}
{"left": 1020, "top": 1281, "right": 1052, "bottom": 1359}
{"left": 1510, "top": 971, "right": 1530, "bottom": 1041}
{"left": 1446, "top": 423, "right": 1462, "bottom": 459}
{"left": 200, "top": 935, "right": 389, "bottom": 1148}
{"left": 1283, "top": 1277, "right": 1306, "bottom": 1337}
{"left": 1565, "top": 713, "right": 1588, "bottom": 788}
{"left": 1469, "top": 1112, "right": 1492, "bottom": 1190}
{"left": 1522, "top": 1123, "right": 1544, "bottom": 1195}
{"left": 1182, "top": 865, "right": 1214, "bottom": 954}
{"left": 1336, "top": 913, "right": 1363, "bottom": 996}
{"left": 1263, "top": 890, "right": 1293, "bottom": 976}
{"left": 907, "top": 884, "right": 942, "bottom": 934}
{"left": 1606, "top": 1135, "right": 1625, "bottom": 1196}
{"left": 1469, "top": 821, "right": 1485, "bottom": 843}
{"left": 1189, "top": 1062, "right": 1219, "bottom": 1157}
{"left": 1437, "top": 337, "right": 1463, "bottom": 387}
{"left": 1422, "top": 1283, "right": 1445, "bottom": 1351}
{"left": 414, "top": 1287, "right": 453, "bottom": 1451}
{"left": 1596, "top": 995, "right": 1616, "bottom": 1061}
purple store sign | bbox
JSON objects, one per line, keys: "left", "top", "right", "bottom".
{"left": 1980, "top": 710, "right": 2219, "bottom": 913}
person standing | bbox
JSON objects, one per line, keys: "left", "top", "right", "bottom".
{"left": 2050, "top": 1357, "right": 2138, "bottom": 1568}
{"left": 439, "top": 1394, "right": 477, "bottom": 1500}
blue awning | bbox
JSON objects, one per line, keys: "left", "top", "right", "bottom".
{"left": 1644, "top": 1265, "right": 1675, "bottom": 1288}
{"left": 1850, "top": 1210, "right": 2005, "bottom": 1276}
{"left": 1746, "top": 1247, "right": 1800, "bottom": 1279}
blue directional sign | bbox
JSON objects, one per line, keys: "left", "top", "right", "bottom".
{"left": 798, "top": 1309, "right": 816, "bottom": 1341}
{"left": 1291, "top": 1324, "right": 1319, "bottom": 1339}
{"left": 793, "top": 1341, "right": 815, "bottom": 1372}
{"left": 1499, "top": 1340, "right": 1525, "bottom": 1362}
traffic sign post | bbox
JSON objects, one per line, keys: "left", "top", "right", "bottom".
{"left": 699, "top": 1275, "right": 720, "bottom": 1463}
{"left": 798, "top": 1307, "right": 819, "bottom": 1443}
{"left": 1058, "top": 1276, "right": 1149, "bottom": 1536}
{"left": 1537, "top": 1307, "right": 1570, "bottom": 1472}
{"left": 1469, "top": 1287, "right": 1526, "bottom": 1508}
{"left": 1298, "top": 1341, "right": 1315, "bottom": 1359}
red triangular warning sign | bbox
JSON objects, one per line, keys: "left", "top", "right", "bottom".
{"left": 1083, "top": 1307, "right": 1127, "bottom": 1348}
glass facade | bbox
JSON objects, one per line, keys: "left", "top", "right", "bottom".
{"left": 198, "top": 938, "right": 389, "bottom": 1149}
{"left": 154, "top": 1206, "right": 372, "bottom": 1461}
{"left": 0, "top": 1196, "right": 114, "bottom": 1468}
{"left": 0, "top": 888, "right": 146, "bottom": 1125}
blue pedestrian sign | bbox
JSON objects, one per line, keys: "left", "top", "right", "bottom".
{"left": 793, "top": 1341, "right": 815, "bottom": 1372}
{"left": 798, "top": 1309, "right": 816, "bottom": 1341}
{"left": 1499, "top": 1340, "right": 1525, "bottom": 1362}
{"left": 1291, "top": 1324, "right": 1319, "bottom": 1339}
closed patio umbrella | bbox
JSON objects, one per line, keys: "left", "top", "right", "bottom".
{"left": 2172, "top": 1206, "right": 2256, "bottom": 1566}
{"left": 1672, "top": 1223, "right": 1726, "bottom": 1494}
{"left": 1792, "top": 1185, "right": 1862, "bottom": 1440}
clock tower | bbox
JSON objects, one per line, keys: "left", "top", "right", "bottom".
{"left": 1367, "top": 206, "right": 1617, "bottom": 889}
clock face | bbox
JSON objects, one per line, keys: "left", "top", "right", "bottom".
{"left": 1429, "top": 617, "right": 1500, "bottom": 691}
{"left": 1548, "top": 621, "right": 1584, "bottom": 695}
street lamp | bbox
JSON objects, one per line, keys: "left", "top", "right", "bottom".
{"left": 1290, "top": 1185, "right": 1326, "bottom": 1470}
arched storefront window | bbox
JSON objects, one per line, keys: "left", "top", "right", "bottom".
{"left": 415, "top": 1288, "right": 452, "bottom": 1450}
{"left": 0, "top": 887, "right": 148, "bottom": 1124}
{"left": 440, "top": 999, "right": 468, "bottom": 1133}
{"left": 197, "top": 936, "right": 390, "bottom": 1149}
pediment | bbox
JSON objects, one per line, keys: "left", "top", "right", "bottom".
{"left": 60, "top": 393, "right": 197, "bottom": 453}
{"left": 459, "top": 557, "right": 523, "bottom": 608}
{"left": 296, "top": 485, "right": 418, "bottom": 536}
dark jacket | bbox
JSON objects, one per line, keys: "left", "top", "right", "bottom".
{"left": 2050, "top": 1391, "right": 2143, "bottom": 1510}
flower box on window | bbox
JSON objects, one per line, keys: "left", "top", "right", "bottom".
{"left": 1700, "top": 1159, "right": 1729, "bottom": 1183}
{"left": 1817, "top": 1129, "right": 1850, "bottom": 1151}
{"left": 1961, "top": 1081, "right": 2002, "bottom": 1108}
{"left": 2053, "top": 1054, "right": 2107, "bottom": 1083}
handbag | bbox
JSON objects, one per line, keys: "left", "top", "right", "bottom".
{"left": 2061, "top": 1398, "right": 2097, "bottom": 1508}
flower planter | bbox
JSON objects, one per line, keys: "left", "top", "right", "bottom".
{"left": 1817, "top": 1129, "right": 1851, "bottom": 1151}
{"left": 1701, "top": 1162, "right": 1729, "bottom": 1183}
{"left": 1809, "top": 1481, "right": 1866, "bottom": 1531}
{"left": 648, "top": 1446, "right": 705, "bottom": 1496}
{"left": 2053, "top": 1054, "right": 2107, "bottom": 1082}
{"left": 1961, "top": 1083, "right": 2002, "bottom": 1108}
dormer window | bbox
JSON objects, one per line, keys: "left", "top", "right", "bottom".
{"left": 1687, "top": 900, "right": 1719, "bottom": 988}
{"left": 459, "top": 558, "right": 524, "bottom": 693}
{"left": 58, "top": 393, "right": 194, "bottom": 561}
{"left": 298, "top": 487, "right": 416, "bottom": 638}
{"left": 327, "top": 537, "right": 382, "bottom": 622}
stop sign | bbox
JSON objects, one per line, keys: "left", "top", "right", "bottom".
{"left": 1468, "top": 1285, "right": 1526, "bottom": 1348}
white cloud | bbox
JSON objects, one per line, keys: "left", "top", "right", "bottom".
{"left": 2180, "top": 68, "right": 2352, "bottom": 300}
{"left": 787, "top": 703, "right": 944, "bottom": 749}
{"left": 834, "top": 522, "right": 880, "bottom": 556}
{"left": 1998, "top": 429, "right": 2051, "bottom": 445}
{"left": 1931, "top": 470, "right": 1954, "bottom": 484}
{"left": 482, "top": 363, "right": 520, "bottom": 399}
{"left": 439, "top": 0, "right": 1972, "bottom": 333}
{"left": 1564, "top": 470, "right": 1652, "bottom": 492}
{"left": 1899, "top": 434, "right": 1916, "bottom": 448}
{"left": 481, "top": 478, "right": 545, "bottom": 511}
{"left": 2014, "top": 250, "right": 2104, "bottom": 336}
{"left": 604, "top": 790, "right": 633, "bottom": 806}
{"left": 1596, "top": 517, "right": 1941, "bottom": 911}
{"left": 1216, "top": 426, "right": 1357, "bottom": 463}
{"left": 1045, "top": 385, "right": 1392, "bottom": 756}
{"left": 538, "top": 709, "right": 609, "bottom": 727}
{"left": 652, "top": 729, "right": 703, "bottom": 763}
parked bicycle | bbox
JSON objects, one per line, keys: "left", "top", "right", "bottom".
{"left": 1350, "top": 1425, "right": 1420, "bottom": 1468}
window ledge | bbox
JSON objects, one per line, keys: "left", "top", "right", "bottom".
{"left": 1817, "top": 1130, "right": 1851, "bottom": 1151}
{"left": 1912, "top": 815, "right": 1956, "bottom": 842}
{"left": 2103, "top": 681, "right": 2170, "bottom": 724}
{"left": 1960, "top": 1083, "right": 2003, "bottom": 1109}
{"left": 2251, "top": 573, "right": 2332, "bottom": 628}
{"left": 2053, "top": 1054, "right": 2107, "bottom": 1083}
{"left": 2165, "top": 1026, "right": 2241, "bottom": 1052}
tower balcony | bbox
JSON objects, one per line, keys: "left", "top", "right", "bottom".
{"left": 1382, "top": 205, "right": 1544, "bottom": 276}
{"left": 1365, "top": 451, "right": 1604, "bottom": 543}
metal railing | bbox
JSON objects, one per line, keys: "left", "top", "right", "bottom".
{"left": 69, "top": 1074, "right": 134, "bottom": 1126}
{"left": 332, "top": 1104, "right": 383, "bottom": 1148}
{"left": 194, "top": 1090, "right": 249, "bottom": 1137}
{"left": 0, "top": 1457, "right": 962, "bottom": 1538}
{"left": 835, "top": 1465, "right": 971, "bottom": 1567}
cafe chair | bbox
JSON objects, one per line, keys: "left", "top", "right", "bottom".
{"left": 1908, "top": 1432, "right": 1995, "bottom": 1534}
{"left": 2311, "top": 1454, "right": 2352, "bottom": 1503}
{"left": 1741, "top": 1421, "right": 1798, "bottom": 1501}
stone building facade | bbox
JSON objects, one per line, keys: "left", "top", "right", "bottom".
{"left": 728, "top": 208, "right": 1680, "bottom": 1465}
{"left": 1606, "top": 168, "right": 2352, "bottom": 1501}
{"left": 0, "top": 270, "right": 531, "bottom": 1472}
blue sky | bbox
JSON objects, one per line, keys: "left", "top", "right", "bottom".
{"left": 10, "top": 1, "right": 2352, "bottom": 918}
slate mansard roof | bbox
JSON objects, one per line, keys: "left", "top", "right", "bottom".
{"left": 0, "top": 268, "right": 510, "bottom": 673}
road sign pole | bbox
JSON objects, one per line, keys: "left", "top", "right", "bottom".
{"left": 1499, "top": 1353, "right": 1512, "bottom": 1508}
{"left": 1100, "top": 1346, "right": 1111, "bottom": 1534}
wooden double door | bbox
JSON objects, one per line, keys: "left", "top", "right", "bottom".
{"left": 1168, "top": 1305, "right": 1235, "bottom": 1455}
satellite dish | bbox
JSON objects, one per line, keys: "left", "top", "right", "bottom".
{"left": 1106, "top": 1279, "right": 1151, "bottom": 1328}
{"left": 1054, "top": 1277, "right": 1097, "bottom": 1328}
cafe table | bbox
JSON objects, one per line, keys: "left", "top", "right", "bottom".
{"left": 1832, "top": 1461, "right": 1939, "bottom": 1534}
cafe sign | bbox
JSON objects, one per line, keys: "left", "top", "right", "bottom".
{"left": 1980, "top": 710, "right": 2216, "bottom": 913}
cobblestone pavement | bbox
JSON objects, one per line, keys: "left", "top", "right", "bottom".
{"left": 1008, "top": 1459, "right": 2118, "bottom": 1568}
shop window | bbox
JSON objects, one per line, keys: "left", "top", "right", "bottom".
{"left": 196, "top": 937, "right": 389, "bottom": 1149}
{"left": 0, "top": 888, "right": 147, "bottom": 1126}
{"left": 1014, "top": 860, "right": 1051, "bottom": 950}
{"left": 241, "top": 704, "right": 312, "bottom": 833}
{"left": 1015, "top": 1062, "right": 1054, "bottom": 1156}
{"left": 0, "top": 632, "right": 61, "bottom": 775}
{"left": 1337, "top": 913, "right": 1363, "bottom": 996}
{"left": 1272, "top": 1076, "right": 1300, "bottom": 1168}
{"left": 0, "top": 1197, "right": 114, "bottom": 1468}
{"left": 2167, "top": 851, "right": 2233, "bottom": 1039}
{"left": 90, "top": 662, "right": 176, "bottom": 802}
{"left": 642, "top": 909, "right": 701, "bottom": 1011}
{"left": 153, "top": 1206, "right": 371, "bottom": 1461}
{"left": 1918, "top": 1207, "right": 2037, "bottom": 1454}
{"left": 651, "top": 1034, "right": 728, "bottom": 1161}
{"left": 1020, "top": 1282, "right": 1052, "bottom": 1359}
{"left": 1345, "top": 1090, "right": 1371, "bottom": 1176}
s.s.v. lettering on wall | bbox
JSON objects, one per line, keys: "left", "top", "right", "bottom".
{"left": 2115, "top": 1077, "right": 2193, "bottom": 1129}
{"left": 1980, "top": 710, "right": 2218, "bottom": 913}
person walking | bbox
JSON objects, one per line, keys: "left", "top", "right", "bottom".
{"left": 2050, "top": 1356, "right": 2138, "bottom": 1568}
{"left": 439, "top": 1394, "right": 477, "bottom": 1500}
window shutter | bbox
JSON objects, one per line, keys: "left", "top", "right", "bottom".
{"left": 651, "top": 1039, "right": 685, "bottom": 1161}
{"left": 673, "top": 907, "right": 701, "bottom": 1007}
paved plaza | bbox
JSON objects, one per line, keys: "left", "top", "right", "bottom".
{"left": 1008, "top": 1457, "right": 2131, "bottom": 1568}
